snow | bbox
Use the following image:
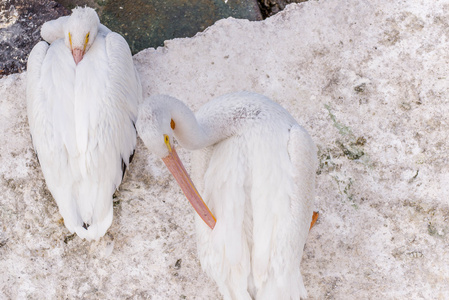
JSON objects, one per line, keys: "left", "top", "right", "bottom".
{"left": 1, "top": 0, "right": 449, "bottom": 298}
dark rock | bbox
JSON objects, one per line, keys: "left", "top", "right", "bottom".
{"left": 0, "top": 0, "right": 70, "bottom": 78}
{"left": 98, "top": 0, "right": 262, "bottom": 54}
{"left": 1, "top": 0, "right": 265, "bottom": 76}
{"left": 257, "top": 0, "right": 308, "bottom": 18}
{"left": 174, "top": 258, "right": 182, "bottom": 269}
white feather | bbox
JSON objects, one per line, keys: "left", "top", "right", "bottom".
{"left": 40, "top": 16, "right": 69, "bottom": 43}
{"left": 136, "top": 91, "right": 317, "bottom": 299}
{"left": 26, "top": 7, "right": 141, "bottom": 240}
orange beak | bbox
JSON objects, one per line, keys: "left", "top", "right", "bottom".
{"left": 162, "top": 147, "right": 216, "bottom": 229}
{"left": 72, "top": 48, "right": 85, "bottom": 65}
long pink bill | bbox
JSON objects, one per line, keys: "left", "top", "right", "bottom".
{"left": 72, "top": 48, "right": 84, "bottom": 65}
{"left": 162, "top": 147, "right": 216, "bottom": 229}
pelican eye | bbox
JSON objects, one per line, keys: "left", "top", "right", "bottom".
{"left": 170, "top": 119, "right": 176, "bottom": 130}
{"left": 164, "top": 134, "right": 172, "bottom": 152}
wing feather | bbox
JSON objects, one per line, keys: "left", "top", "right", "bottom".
{"left": 27, "top": 39, "right": 81, "bottom": 231}
{"left": 285, "top": 124, "right": 317, "bottom": 299}
{"left": 40, "top": 16, "right": 69, "bottom": 43}
{"left": 105, "top": 32, "right": 141, "bottom": 185}
{"left": 27, "top": 39, "right": 77, "bottom": 177}
{"left": 250, "top": 123, "right": 316, "bottom": 299}
{"left": 288, "top": 124, "right": 317, "bottom": 247}
{"left": 27, "top": 41, "right": 49, "bottom": 139}
{"left": 195, "top": 137, "right": 252, "bottom": 299}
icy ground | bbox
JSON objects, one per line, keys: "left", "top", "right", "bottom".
{"left": 1, "top": 0, "right": 449, "bottom": 298}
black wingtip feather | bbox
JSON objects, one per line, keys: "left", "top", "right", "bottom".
{"left": 121, "top": 149, "right": 135, "bottom": 180}
{"left": 30, "top": 134, "right": 41, "bottom": 165}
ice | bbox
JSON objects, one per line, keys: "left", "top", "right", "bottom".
{"left": 1, "top": 1, "right": 448, "bottom": 298}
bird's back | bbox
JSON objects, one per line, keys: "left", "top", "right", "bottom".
{"left": 192, "top": 92, "right": 316, "bottom": 299}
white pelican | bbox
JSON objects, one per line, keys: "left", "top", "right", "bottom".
{"left": 26, "top": 7, "right": 141, "bottom": 240}
{"left": 136, "top": 91, "right": 317, "bottom": 299}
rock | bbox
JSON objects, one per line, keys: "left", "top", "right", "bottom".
{"left": 258, "top": 0, "right": 308, "bottom": 18}
{"left": 0, "top": 0, "right": 69, "bottom": 78}
{"left": 98, "top": 0, "right": 262, "bottom": 54}
{"left": 0, "top": 0, "right": 262, "bottom": 76}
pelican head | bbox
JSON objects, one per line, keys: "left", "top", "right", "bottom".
{"left": 136, "top": 99, "right": 175, "bottom": 159}
{"left": 136, "top": 96, "right": 216, "bottom": 229}
{"left": 64, "top": 7, "right": 99, "bottom": 65}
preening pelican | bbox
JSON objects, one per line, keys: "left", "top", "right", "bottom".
{"left": 136, "top": 91, "right": 317, "bottom": 299}
{"left": 26, "top": 7, "right": 141, "bottom": 240}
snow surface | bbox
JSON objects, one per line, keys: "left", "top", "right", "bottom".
{"left": 1, "top": 0, "right": 449, "bottom": 298}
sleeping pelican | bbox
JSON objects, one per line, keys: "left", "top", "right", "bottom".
{"left": 136, "top": 91, "right": 317, "bottom": 299}
{"left": 26, "top": 7, "right": 141, "bottom": 240}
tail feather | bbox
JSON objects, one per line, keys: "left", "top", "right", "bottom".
{"left": 74, "top": 207, "right": 113, "bottom": 241}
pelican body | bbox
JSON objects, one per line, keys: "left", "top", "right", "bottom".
{"left": 136, "top": 92, "right": 317, "bottom": 299}
{"left": 26, "top": 7, "right": 141, "bottom": 240}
